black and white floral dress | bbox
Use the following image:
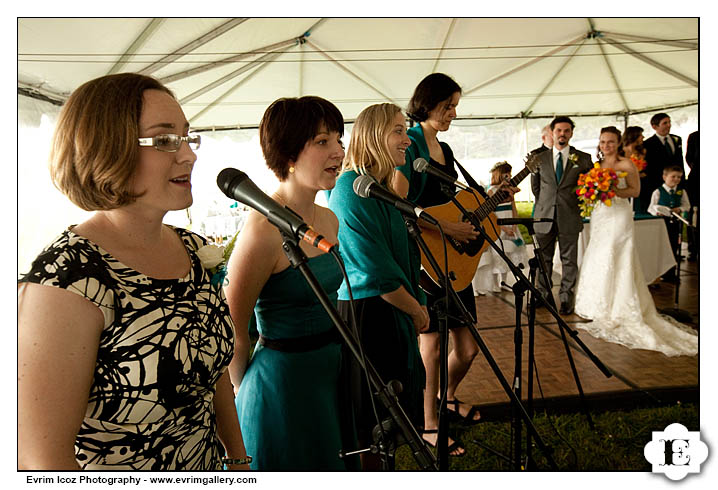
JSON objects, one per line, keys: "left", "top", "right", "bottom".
{"left": 19, "top": 226, "right": 235, "bottom": 470}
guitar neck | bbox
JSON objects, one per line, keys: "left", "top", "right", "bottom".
{"left": 473, "top": 166, "right": 531, "bottom": 221}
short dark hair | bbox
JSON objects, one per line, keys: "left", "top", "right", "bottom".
{"left": 50, "top": 73, "right": 175, "bottom": 211}
{"left": 663, "top": 165, "right": 683, "bottom": 175}
{"left": 650, "top": 113, "right": 670, "bottom": 127}
{"left": 550, "top": 116, "right": 575, "bottom": 130}
{"left": 406, "top": 73, "right": 462, "bottom": 123}
{"left": 259, "top": 96, "right": 344, "bottom": 181}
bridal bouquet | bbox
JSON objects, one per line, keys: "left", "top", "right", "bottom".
{"left": 630, "top": 154, "right": 647, "bottom": 178}
{"left": 575, "top": 163, "right": 618, "bottom": 217}
{"left": 629, "top": 154, "right": 646, "bottom": 171}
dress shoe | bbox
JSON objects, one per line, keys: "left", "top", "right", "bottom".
{"left": 559, "top": 302, "right": 574, "bottom": 315}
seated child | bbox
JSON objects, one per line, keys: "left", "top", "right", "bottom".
{"left": 648, "top": 165, "right": 690, "bottom": 282}
{"left": 472, "top": 161, "right": 529, "bottom": 295}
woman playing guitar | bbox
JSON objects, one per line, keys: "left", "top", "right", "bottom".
{"left": 393, "top": 73, "right": 517, "bottom": 455}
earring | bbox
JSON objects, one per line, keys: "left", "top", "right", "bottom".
{"left": 289, "top": 165, "right": 295, "bottom": 174}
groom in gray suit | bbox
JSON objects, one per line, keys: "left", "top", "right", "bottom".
{"left": 531, "top": 116, "right": 592, "bottom": 314}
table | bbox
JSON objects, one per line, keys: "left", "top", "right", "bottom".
{"left": 552, "top": 216, "right": 676, "bottom": 285}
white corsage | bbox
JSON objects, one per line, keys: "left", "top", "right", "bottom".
{"left": 567, "top": 153, "right": 579, "bottom": 169}
{"left": 197, "top": 244, "right": 225, "bottom": 269}
{"left": 197, "top": 231, "right": 240, "bottom": 289}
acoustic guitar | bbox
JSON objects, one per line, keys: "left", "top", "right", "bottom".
{"left": 419, "top": 154, "right": 540, "bottom": 294}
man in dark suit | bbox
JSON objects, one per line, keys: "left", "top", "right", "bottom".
{"left": 531, "top": 116, "right": 593, "bottom": 315}
{"left": 685, "top": 130, "right": 699, "bottom": 261}
{"left": 530, "top": 124, "right": 553, "bottom": 155}
{"left": 639, "top": 113, "right": 684, "bottom": 214}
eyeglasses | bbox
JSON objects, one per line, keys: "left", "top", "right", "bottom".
{"left": 138, "top": 134, "right": 201, "bottom": 152}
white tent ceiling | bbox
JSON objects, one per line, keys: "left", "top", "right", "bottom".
{"left": 18, "top": 17, "right": 698, "bottom": 130}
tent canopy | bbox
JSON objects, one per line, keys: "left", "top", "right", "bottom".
{"left": 18, "top": 17, "right": 698, "bottom": 130}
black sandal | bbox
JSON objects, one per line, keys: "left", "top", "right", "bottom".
{"left": 440, "top": 397, "right": 481, "bottom": 425}
{"left": 420, "top": 429, "right": 466, "bottom": 457}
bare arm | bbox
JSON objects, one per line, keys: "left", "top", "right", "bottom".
{"left": 380, "top": 285, "right": 429, "bottom": 335}
{"left": 18, "top": 283, "right": 104, "bottom": 470}
{"left": 213, "top": 371, "right": 250, "bottom": 470}
{"left": 224, "top": 212, "right": 282, "bottom": 390}
{"left": 615, "top": 159, "right": 640, "bottom": 199}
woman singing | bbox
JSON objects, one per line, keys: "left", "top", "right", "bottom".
{"left": 225, "top": 96, "right": 357, "bottom": 470}
{"left": 328, "top": 103, "right": 429, "bottom": 469}
{"left": 18, "top": 73, "right": 248, "bottom": 470}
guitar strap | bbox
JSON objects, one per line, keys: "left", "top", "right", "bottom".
{"left": 450, "top": 150, "right": 488, "bottom": 198}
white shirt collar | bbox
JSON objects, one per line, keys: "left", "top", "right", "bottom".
{"left": 553, "top": 146, "right": 569, "bottom": 160}
{"left": 663, "top": 183, "right": 677, "bottom": 192}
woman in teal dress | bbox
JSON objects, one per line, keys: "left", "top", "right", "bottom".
{"left": 327, "top": 103, "right": 429, "bottom": 470}
{"left": 225, "top": 96, "right": 357, "bottom": 470}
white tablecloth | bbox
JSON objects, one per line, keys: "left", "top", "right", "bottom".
{"left": 552, "top": 217, "right": 676, "bottom": 285}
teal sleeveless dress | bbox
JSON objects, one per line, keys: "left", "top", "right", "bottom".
{"left": 235, "top": 253, "right": 355, "bottom": 470}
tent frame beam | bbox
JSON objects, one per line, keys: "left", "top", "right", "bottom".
{"left": 189, "top": 100, "right": 697, "bottom": 133}
{"left": 463, "top": 33, "right": 587, "bottom": 96}
{"left": 600, "top": 30, "right": 697, "bottom": 50}
{"left": 305, "top": 39, "right": 399, "bottom": 106}
{"left": 588, "top": 18, "right": 630, "bottom": 114}
{"left": 188, "top": 53, "right": 281, "bottom": 124}
{"left": 602, "top": 35, "right": 697, "bottom": 87}
{"left": 523, "top": 37, "right": 587, "bottom": 116}
{"left": 139, "top": 18, "right": 249, "bottom": 77}
{"left": 107, "top": 18, "right": 165, "bottom": 76}
{"left": 160, "top": 19, "right": 326, "bottom": 85}
{"left": 431, "top": 18, "right": 457, "bottom": 74}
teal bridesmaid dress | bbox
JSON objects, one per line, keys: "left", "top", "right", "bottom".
{"left": 235, "top": 252, "right": 355, "bottom": 470}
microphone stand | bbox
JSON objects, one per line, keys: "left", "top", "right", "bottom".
{"left": 659, "top": 213, "right": 693, "bottom": 323}
{"left": 520, "top": 219, "right": 596, "bottom": 466}
{"left": 409, "top": 188, "right": 558, "bottom": 470}
{"left": 402, "top": 217, "right": 471, "bottom": 470}
{"left": 278, "top": 231, "right": 438, "bottom": 471}
{"left": 439, "top": 184, "right": 613, "bottom": 469}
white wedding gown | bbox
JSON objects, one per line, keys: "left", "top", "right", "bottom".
{"left": 574, "top": 197, "right": 698, "bottom": 357}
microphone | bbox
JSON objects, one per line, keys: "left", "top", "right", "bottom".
{"left": 217, "top": 168, "right": 335, "bottom": 253}
{"left": 497, "top": 218, "right": 554, "bottom": 226}
{"left": 352, "top": 175, "right": 438, "bottom": 225}
{"left": 413, "top": 158, "right": 470, "bottom": 191}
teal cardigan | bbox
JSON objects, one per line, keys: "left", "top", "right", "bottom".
{"left": 397, "top": 124, "right": 432, "bottom": 204}
{"left": 327, "top": 170, "right": 426, "bottom": 306}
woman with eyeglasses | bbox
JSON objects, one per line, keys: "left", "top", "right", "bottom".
{"left": 18, "top": 73, "right": 248, "bottom": 470}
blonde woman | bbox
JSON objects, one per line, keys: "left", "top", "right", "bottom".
{"left": 327, "top": 103, "right": 429, "bottom": 469}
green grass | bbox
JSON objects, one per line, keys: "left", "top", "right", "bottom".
{"left": 515, "top": 201, "right": 534, "bottom": 245}
{"left": 394, "top": 402, "right": 698, "bottom": 471}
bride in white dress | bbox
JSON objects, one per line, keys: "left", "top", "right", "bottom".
{"left": 574, "top": 126, "right": 697, "bottom": 357}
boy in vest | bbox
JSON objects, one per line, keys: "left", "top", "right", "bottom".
{"left": 648, "top": 165, "right": 691, "bottom": 283}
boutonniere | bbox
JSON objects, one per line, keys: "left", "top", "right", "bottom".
{"left": 197, "top": 231, "right": 240, "bottom": 289}
{"left": 676, "top": 190, "right": 683, "bottom": 196}
{"left": 567, "top": 153, "right": 579, "bottom": 169}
